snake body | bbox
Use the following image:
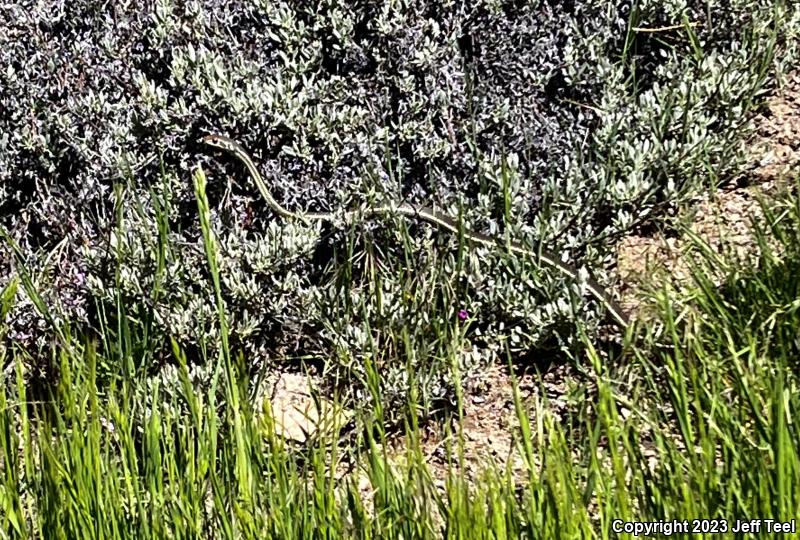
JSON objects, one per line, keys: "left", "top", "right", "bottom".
{"left": 200, "top": 134, "right": 631, "bottom": 330}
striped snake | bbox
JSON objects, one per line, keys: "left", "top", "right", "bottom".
{"left": 200, "top": 134, "right": 631, "bottom": 330}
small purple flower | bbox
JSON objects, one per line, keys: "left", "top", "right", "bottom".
{"left": 458, "top": 309, "right": 469, "bottom": 321}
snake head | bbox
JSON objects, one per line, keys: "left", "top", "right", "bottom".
{"left": 199, "top": 134, "right": 223, "bottom": 146}
{"left": 199, "top": 134, "right": 242, "bottom": 154}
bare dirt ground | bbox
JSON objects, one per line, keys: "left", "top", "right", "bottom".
{"left": 267, "top": 71, "right": 800, "bottom": 496}
{"left": 617, "top": 71, "right": 800, "bottom": 315}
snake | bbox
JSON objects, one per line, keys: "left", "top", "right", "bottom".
{"left": 200, "top": 134, "right": 631, "bottom": 330}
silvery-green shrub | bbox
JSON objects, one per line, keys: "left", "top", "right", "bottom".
{"left": 1, "top": 0, "right": 797, "bottom": 412}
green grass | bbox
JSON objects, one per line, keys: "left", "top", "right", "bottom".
{"left": 2, "top": 163, "right": 800, "bottom": 538}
